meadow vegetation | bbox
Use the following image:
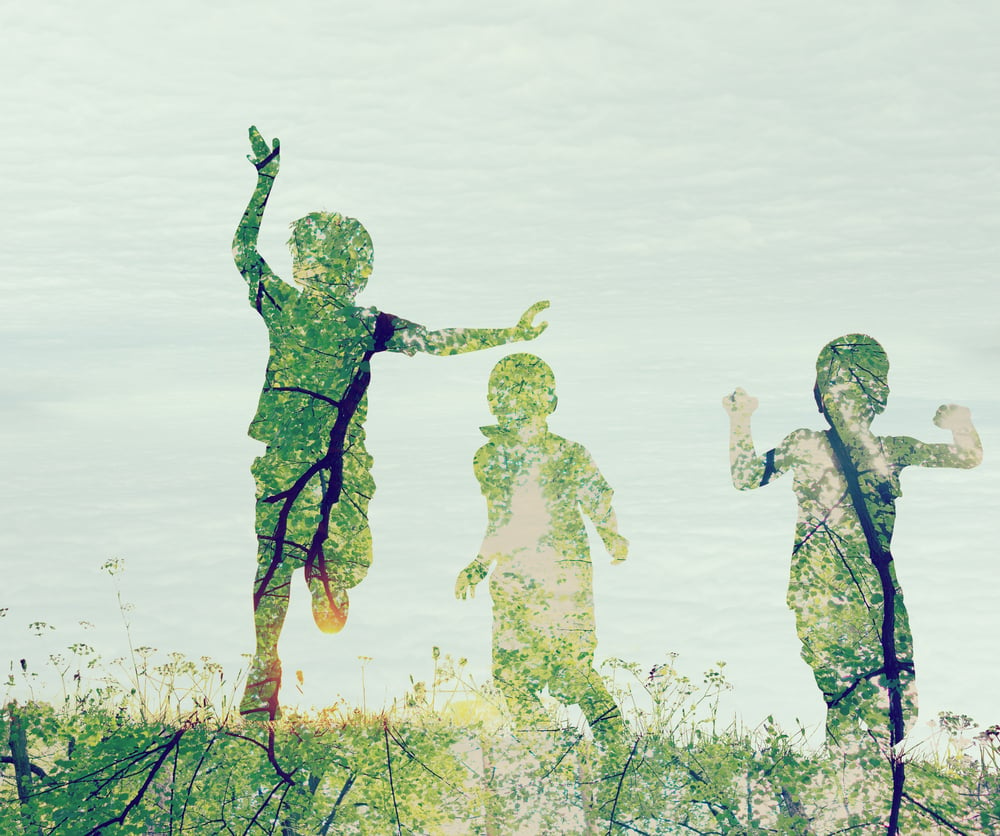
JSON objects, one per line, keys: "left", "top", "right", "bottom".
{"left": 2, "top": 568, "right": 998, "bottom": 834}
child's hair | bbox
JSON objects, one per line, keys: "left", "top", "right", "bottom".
{"left": 813, "top": 333, "right": 890, "bottom": 415}
{"left": 488, "top": 353, "right": 558, "bottom": 423}
{"left": 287, "top": 212, "right": 373, "bottom": 267}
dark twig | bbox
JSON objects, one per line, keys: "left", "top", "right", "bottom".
{"left": 0, "top": 755, "right": 50, "bottom": 782}
{"left": 82, "top": 728, "right": 185, "bottom": 836}
{"left": 240, "top": 777, "right": 289, "bottom": 836}
{"left": 318, "top": 773, "right": 356, "bottom": 836}
{"left": 605, "top": 734, "right": 641, "bottom": 834}
{"left": 178, "top": 733, "right": 218, "bottom": 832}
{"left": 901, "top": 790, "right": 969, "bottom": 835}
{"left": 267, "top": 725, "right": 297, "bottom": 785}
{"left": 384, "top": 719, "right": 403, "bottom": 836}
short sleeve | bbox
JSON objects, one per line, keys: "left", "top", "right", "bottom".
{"left": 884, "top": 434, "right": 979, "bottom": 470}
{"left": 568, "top": 442, "right": 615, "bottom": 522}
{"left": 377, "top": 313, "right": 428, "bottom": 356}
{"left": 760, "top": 428, "right": 813, "bottom": 485}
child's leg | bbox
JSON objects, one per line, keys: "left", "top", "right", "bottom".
{"left": 551, "top": 663, "right": 625, "bottom": 747}
{"left": 251, "top": 542, "right": 296, "bottom": 662}
{"left": 305, "top": 524, "right": 371, "bottom": 633}
{"left": 493, "top": 647, "right": 549, "bottom": 730}
{"left": 241, "top": 453, "right": 314, "bottom": 718}
{"left": 305, "top": 468, "right": 374, "bottom": 633}
{"left": 796, "top": 592, "right": 916, "bottom": 749}
{"left": 852, "top": 593, "right": 917, "bottom": 744}
{"left": 241, "top": 537, "right": 296, "bottom": 719}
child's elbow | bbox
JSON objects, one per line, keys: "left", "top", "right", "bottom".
{"left": 730, "top": 468, "right": 764, "bottom": 491}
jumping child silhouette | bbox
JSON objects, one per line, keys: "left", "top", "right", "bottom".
{"left": 233, "top": 127, "right": 549, "bottom": 718}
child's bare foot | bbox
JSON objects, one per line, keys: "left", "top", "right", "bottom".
{"left": 307, "top": 574, "right": 349, "bottom": 634}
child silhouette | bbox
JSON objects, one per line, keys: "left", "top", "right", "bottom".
{"left": 233, "top": 128, "right": 549, "bottom": 718}
{"left": 456, "top": 353, "right": 628, "bottom": 747}
{"left": 723, "top": 334, "right": 982, "bottom": 750}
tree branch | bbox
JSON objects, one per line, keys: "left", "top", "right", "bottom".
{"left": 82, "top": 728, "right": 185, "bottom": 836}
{"left": 383, "top": 720, "right": 402, "bottom": 836}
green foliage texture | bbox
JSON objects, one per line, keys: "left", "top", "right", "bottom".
{"left": 3, "top": 649, "right": 999, "bottom": 834}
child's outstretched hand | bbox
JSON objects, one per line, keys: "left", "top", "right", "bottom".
{"left": 455, "top": 558, "right": 489, "bottom": 600}
{"left": 247, "top": 125, "right": 280, "bottom": 177}
{"left": 933, "top": 404, "right": 973, "bottom": 431}
{"left": 513, "top": 300, "right": 550, "bottom": 341}
{"left": 455, "top": 571, "right": 477, "bottom": 600}
{"left": 604, "top": 532, "right": 629, "bottom": 564}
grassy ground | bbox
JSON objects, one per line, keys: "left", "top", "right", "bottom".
{"left": 3, "top": 644, "right": 999, "bottom": 835}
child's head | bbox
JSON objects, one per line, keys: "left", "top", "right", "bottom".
{"left": 488, "top": 353, "right": 558, "bottom": 426}
{"left": 288, "top": 212, "right": 374, "bottom": 300}
{"left": 813, "top": 334, "right": 890, "bottom": 427}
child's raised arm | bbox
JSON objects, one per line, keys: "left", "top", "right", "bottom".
{"left": 232, "top": 126, "right": 290, "bottom": 314}
{"left": 889, "top": 404, "right": 984, "bottom": 470}
{"left": 723, "top": 387, "right": 795, "bottom": 490}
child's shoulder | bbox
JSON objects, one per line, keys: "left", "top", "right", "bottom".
{"left": 770, "top": 428, "right": 828, "bottom": 466}
{"left": 473, "top": 432, "right": 502, "bottom": 464}
{"left": 876, "top": 434, "right": 923, "bottom": 461}
{"left": 543, "top": 433, "right": 595, "bottom": 465}
{"left": 784, "top": 427, "right": 825, "bottom": 448}
{"left": 334, "top": 304, "right": 380, "bottom": 320}
{"left": 546, "top": 431, "right": 581, "bottom": 451}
